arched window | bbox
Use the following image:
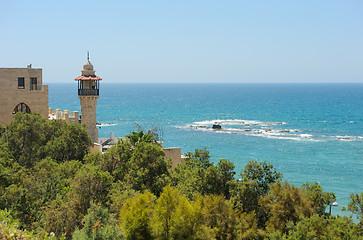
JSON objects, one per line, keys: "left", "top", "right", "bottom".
{"left": 13, "top": 102, "right": 31, "bottom": 114}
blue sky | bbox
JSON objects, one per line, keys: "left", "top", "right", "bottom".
{"left": 1, "top": 0, "right": 362, "bottom": 83}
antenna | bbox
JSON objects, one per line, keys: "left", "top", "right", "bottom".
{"left": 87, "top": 51, "right": 90, "bottom": 62}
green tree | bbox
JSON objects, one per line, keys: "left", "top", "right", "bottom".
{"left": 43, "top": 120, "right": 92, "bottom": 163}
{"left": 153, "top": 185, "right": 179, "bottom": 240}
{"left": 344, "top": 193, "right": 363, "bottom": 224}
{"left": 170, "top": 148, "right": 210, "bottom": 200}
{"left": 171, "top": 148, "right": 235, "bottom": 200}
{"left": 2, "top": 182, "right": 37, "bottom": 229}
{"left": 201, "top": 159, "right": 235, "bottom": 198}
{"left": 236, "top": 211, "right": 265, "bottom": 240}
{"left": 0, "top": 113, "right": 92, "bottom": 168}
{"left": 259, "top": 181, "right": 314, "bottom": 234}
{"left": 0, "top": 124, "right": 5, "bottom": 137}
{"left": 216, "top": 159, "right": 236, "bottom": 198}
{"left": 170, "top": 160, "right": 203, "bottom": 200}
{"left": 0, "top": 158, "right": 83, "bottom": 232}
{"left": 107, "top": 181, "right": 139, "bottom": 215}
{"left": 1, "top": 113, "right": 50, "bottom": 168}
{"left": 184, "top": 147, "right": 212, "bottom": 170}
{"left": 240, "top": 161, "right": 282, "bottom": 197}
{"left": 43, "top": 191, "right": 83, "bottom": 239}
{"left": 0, "top": 142, "right": 20, "bottom": 204}
{"left": 0, "top": 160, "right": 58, "bottom": 229}
{"left": 84, "top": 140, "right": 132, "bottom": 182}
{"left": 197, "top": 195, "right": 238, "bottom": 240}
{"left": 302, "top": 182, "right": 336, "bottom": 216}
{"left": 286, "top": 214, "right": 362, "bottom": 239}
{"left": 126, "top": 130, "right": 156, "bottom": 145}
{"left": 153, "top": 185, "right": 196, "bottom": 240}
{"left": 72, "top": 164, "right": 113, "bottom": 208}
{"left": 0, "top": 209, "right": 59, "bottom": 240}
{"left": 230, "top": 161, "right": 282, "bottom": 228}
{"left": 73, "top": 202, "right": 122, "bottom": 240}
{"left": 120, "top": 192, "right": 155, "bottom": 240}
{"left": 230, "top": 180, "right": 259, "bottom": 214}
{"left": 86, "top": 138, "right": 170, "bottom": 197}
{"left": 43, "top": 164, "right": 113, "bottom": 239}
{"left": 126, "top": 141, "right": 170, "bottom": 196}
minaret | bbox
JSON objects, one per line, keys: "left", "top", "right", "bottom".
{"left": 75, "top": 53, "right": 102, "bottom": 142}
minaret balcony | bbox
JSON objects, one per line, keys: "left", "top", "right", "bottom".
{"left": 78, "top": 89, "right": 99, "bottom": 96}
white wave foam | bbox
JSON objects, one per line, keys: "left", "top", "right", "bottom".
{"left": 177, "top": 124, "right": 316, "bottom": 141}
{"left": 98, "top": 123, "right": 117, "bottom": 127}
{"left": 253, "top": 134, "right": 315, "bottom": 141}
{"left": 193, "top": 119, "right": 286, "bottom": 126}
{"left": 176, "top": 120, "right": 362, "bottom": 142}
{"left": 300, "top": 134, "right": 313, "bottom": 138}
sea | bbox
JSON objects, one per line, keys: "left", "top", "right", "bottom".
{"left": 49, "top": 83, "right": 363, "bottom": 216}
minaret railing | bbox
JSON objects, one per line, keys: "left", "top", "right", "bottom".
{"left": 78, "top": 89, "right": 99, "bottom": 96}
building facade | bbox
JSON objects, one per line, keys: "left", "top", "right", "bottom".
{"left": 0, "top": 65, "right": 48, "bottom": 125}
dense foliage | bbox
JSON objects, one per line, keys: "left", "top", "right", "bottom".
{"left": 0, "top": 113, "right": 362, "bottom": 239}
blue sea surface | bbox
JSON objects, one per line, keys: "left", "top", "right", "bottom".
{"left": 49, "top": 83, "right": 363, "bottom": 215}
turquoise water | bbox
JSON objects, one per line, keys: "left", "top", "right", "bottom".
{"left": 49, "top": 83, "right": 363, "bottom": 214}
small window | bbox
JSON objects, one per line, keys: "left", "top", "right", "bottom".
{"left": 18, "top": 77, "right": 25, "bottom": 89}
{"left": 30, "top": 77, "right": 37, "bottom": 90}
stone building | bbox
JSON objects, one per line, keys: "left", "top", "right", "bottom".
{"left": 0, "top": 65, "right": 48, "bottom": 125}
{"left": 0, "top": 60, "right": 184, "bottom": 168}
{"left": 74, "top": 55, "right": 102, "bottom": 142}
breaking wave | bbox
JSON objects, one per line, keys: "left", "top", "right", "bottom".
{"left": 193, "top": 119, "right": 287, "bottom": 126}
{"left": 175, "top": 119, "right": 363, "bottom": 142}
{"left": 98, "top": 123, "right": 117, "bottom": 127}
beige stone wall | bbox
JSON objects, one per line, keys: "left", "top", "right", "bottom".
{"left": 0, "top": 68, "right": 48, "bottom": 125}
{"left": 164, "top": 147, "right": 184, "bottom": 169}
{"left": 79, "top": 96, "right": 99, "bottom": 142}
{"left": 49, "top": 108, "right": 79, "bottom": 124}
{"left": 89, "top": 143, "right": 102, "bottom": 153}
